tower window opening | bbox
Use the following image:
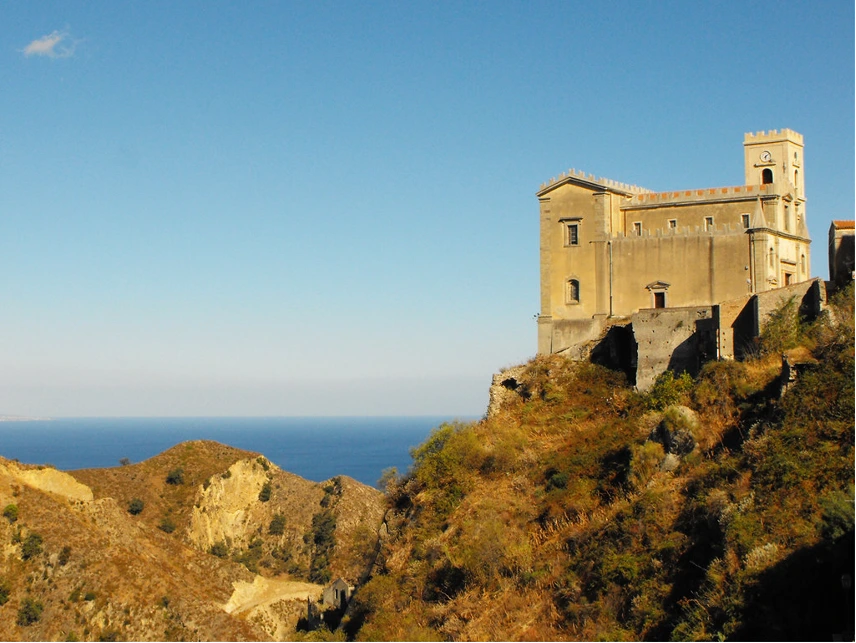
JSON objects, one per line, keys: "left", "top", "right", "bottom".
{"left": 762, "top": 168, "right": 773, "bottom": 184}
{"left": 741, "top": 213, "right": 750, "bottom": 229}
{"left": 566, "top": 279, "right": 580, "bottom": 304}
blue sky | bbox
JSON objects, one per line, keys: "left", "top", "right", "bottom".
{"left": 0, "top": 1, "right": 852, "bottom": 416}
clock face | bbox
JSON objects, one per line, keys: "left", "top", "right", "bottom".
{"left": 760, "top": 151, "right": 772, "bottom": 162}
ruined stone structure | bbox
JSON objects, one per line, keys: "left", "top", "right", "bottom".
{"left": 535, "top": 129, "right": 821, "bottom": 389}
{"left": 537, "top": 129, "right": 812, "bottom": 357}
{"left": 828, "top": 220, "right": 855, "bottom": 285}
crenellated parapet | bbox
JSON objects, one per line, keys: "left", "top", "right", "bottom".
{"left": 539, "top": 168, "right": 653, "bottom": 195}
{"left": 744, "top": 128, "right": 803, "bottom": 145}
{"left": 628, "top": 183, "right": 777, "bottom": 206}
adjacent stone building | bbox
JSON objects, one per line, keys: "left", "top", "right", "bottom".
{"left": 828, "top": 220, "right": 855, "bottom": 285}
{"left": 537, "top": 129, "right": 812, "bottom": 358}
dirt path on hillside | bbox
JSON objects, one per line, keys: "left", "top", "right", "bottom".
{"left": 222, "top": 576, "right": 323, "bottom": 615}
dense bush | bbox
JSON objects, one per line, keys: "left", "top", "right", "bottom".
{"left": 165, "top": 468, "right": 184, "bottom": 485}
{"left": 258, "top": 482, "right": 272, "bottom": 502}
{"left": 269, "top": 514, "right": 286, "bottom": 536}
{"left": 59, "top": 545, "right": 72, "bottom": 566}
{"left": 0, "top": 578, "right": 10, "bottom": 606}
{"left": 3, "top": 504, "right": 18, "bottom": 523}
{"left": 158, "top": 518, "right": 176, "bottom": 533}
{"left": 21, "top": 533, "right": 43, "bottom": 560}
{"left": 210, "top": 541, "right": 229, "bottom": 558}
{"left": 16, "top": 597, "right": 43, "bottom": 626}
{"left": 127, "top": 498, "right": 144, "bottom": 515}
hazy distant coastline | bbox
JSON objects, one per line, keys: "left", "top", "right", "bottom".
{"left": 0, "top": 415, "right": 52, "bottom": 422}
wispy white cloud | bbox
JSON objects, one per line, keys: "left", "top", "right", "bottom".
{"left": 22, "top": 30, "right": 77, "bottom": 58}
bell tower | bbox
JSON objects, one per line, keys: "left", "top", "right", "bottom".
{"left": 743, "top": 129, "right": 805, "bottom": 196}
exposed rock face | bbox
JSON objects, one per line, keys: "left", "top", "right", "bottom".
{"left": 487, "top": 365, "right": 528, "bottom": 417}
{"left": 0, "top": 461, "right": 93, "bottom": 502}
{"left": 188, "top": 457, "right": 275, "bottom": 551}
{"left": 649, "top": 405, "right": 699, "bottom": 457}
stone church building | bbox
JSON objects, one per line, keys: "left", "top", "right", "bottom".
{"left": 536, "top": 129, "right": 812, "bottom": 361}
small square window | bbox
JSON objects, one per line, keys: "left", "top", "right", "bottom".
{"left": 704, "top": 216, "right": 714, "bottom": 231}
{"left": 668, "top": 219, "right": 677, "bottom": 230}
{"left": 741, "top": 214, "right": 750, "bottom": 229}
{"left": 633, "top": 222, "right": 642, "bottom": 236}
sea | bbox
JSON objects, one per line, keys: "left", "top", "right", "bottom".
{"left": 0, "top": 416, "right": 472, "bottom": 488}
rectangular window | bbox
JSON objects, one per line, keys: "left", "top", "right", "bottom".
{"left": 741, "top": 214, "right": 751, "bottom": 229}
{"left": 784, "top": 206, "right": 790, "bottom": 232}
{"left": 668, "top": 219, "right": 677, "bottom": 230}
{"left": 566, "top": 279, "right": 580, "bottom": 304}
{"left": 633, "top": 222, "right": 642, "bottom": 236}
{"left": 566, "top": 223, "right": 579, "bottom": 246}
{"left": 704, "top": 216, "right": 714, "bottom": 231}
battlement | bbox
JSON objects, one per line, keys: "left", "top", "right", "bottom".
{"left": 627, "top": 183, "right": 777, "bottom": 206}
{"left": 539, "top": 168, "right": 653, "bottom": 195}
{"left": 744, "top": 128, "right": 804, "bottom": 144}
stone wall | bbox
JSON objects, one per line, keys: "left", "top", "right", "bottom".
{"left": 632, "top": 307, "right": 714, "bottom": 391}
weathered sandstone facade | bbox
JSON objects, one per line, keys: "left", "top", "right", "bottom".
{"left": 537, "top": 129, "right": 811, "bottom": 356}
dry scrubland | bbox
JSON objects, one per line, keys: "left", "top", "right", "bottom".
{"left": 0, "top": 442, "right": 384, "bottom": 641}
{"left": 0, "top": 285, "right": 852, "bottom": 641}
{"left": 346, "top": 285, "right": 854, "bottom": 641}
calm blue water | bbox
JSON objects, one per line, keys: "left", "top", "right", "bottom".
{"left": 0, "top": 417, "right": 471, "bottom": 487}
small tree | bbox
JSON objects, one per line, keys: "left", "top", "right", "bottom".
{"left": 127, "top": 498, "right": 144, "bottom": 515}
{"left": 59, "top": 546, "right": 72, "bottom": 566}
{"left": 258, "top": 482, "right": 272, "bottom": 502}
{"left": 210, "top": 541, "right": 229, "bottom": 558}
{"left": 16, "top": 597, "right": 43, "bottom": 626}
{"left": 119, "top": 457, "right": 131, "bottom": 466}
{"left": 3, "top": 504, "right": 18, "bottom": 523}
{"left": 165, "top": 468, "right": 184, "bottom": 485}
{"left": 21, "top": 533, "right": 43, "bottom": 560}
{"left": 269, "top": 514, "right": 286, "bottom": 535}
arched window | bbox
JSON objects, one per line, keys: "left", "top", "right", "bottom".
{"left": 762, "top": 168, "right": 773, "bottom": 184}
{"left": 566, "top": 279, "right": 580, "bottom": 304}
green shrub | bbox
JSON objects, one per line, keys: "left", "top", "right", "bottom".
{"left": 158, "top": 518, "right": 176, "bottom": 533}
{"left": 3, "top": 504, "right": 18, "bottom": 523}
{"left": 759, "top": 296, "right": 805, "bottom": 354}
{"left": 0, "top": 578, "right": 10, "bottom": 606}
{"left": 127, "top": 498, "right": 144, "bottom": 515}
{"left": 210, "top": 541, "right": 229, "bottom": 558}
{"left": 118, "top": 457, "right": 131, "bottom": 466}
{"left": 59, "top": 545, "right": 72, "bottom": 566}
{"left": 21, "top": 533, "right": 43, "bottom": 560}
{"left": 84, "top": 591, "right": 96, "bottom": 601}
{"left": 258, "top": 482, "right": 272, "bottom": 502}
{"left": 16, "top": 597, "right": 43, "bottom": 626}
{"left": 165, "top": 468, "right": 184, "bottom": 485}
{"left": 818, "top": 487, "right": 855, "bottom": 542}
{"left": 269, "top": 514, "right": 286, "bottom": 536}
{"left": 645, "top": 371, "right": 694, "bottom": 411}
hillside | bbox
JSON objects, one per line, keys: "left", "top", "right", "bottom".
{"left": 346, "top": 286, "right": 854, "bottom": 641}
{"left": 0, "top": 441, "right": 385, "bottom": 641}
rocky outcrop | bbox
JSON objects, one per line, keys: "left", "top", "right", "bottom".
{"left": 188, "top": 457, "right": 275, "bottom": 552}
{"left": 0, "top": 461, "right": 93, "bottom": 502}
